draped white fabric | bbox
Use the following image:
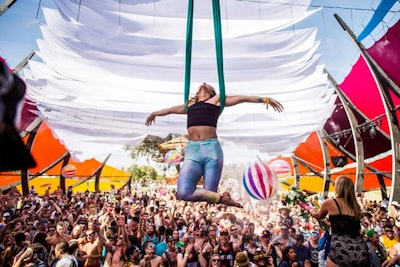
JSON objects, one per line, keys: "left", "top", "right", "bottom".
{"left": 24, "top": 0, "right": 336, "bottom": 161}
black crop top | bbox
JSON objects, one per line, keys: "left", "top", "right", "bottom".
{"left": 329, "top": 199, "right": 361, "bottom": 236}
{"left": 187, "top": 101, "right": 220, "bottom": 128}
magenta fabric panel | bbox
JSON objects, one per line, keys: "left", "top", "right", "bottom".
{"left": 339, "top": 56, "right": 390, "bottom": 134}
{"left": 367, "top": 20, "right": 400, "bottom": 87}
{"left": 367, "top": 19, "right": 400, "bottom": 128}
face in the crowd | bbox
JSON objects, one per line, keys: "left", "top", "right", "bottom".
{"left": 173, "top": 231, "right": 180, "bottom": 241}
{"left": 86, "top": 231, "right": 95, "bottom": 241}
{"left": 176, "top": 217, "right": 184, "bottom": 226}
{"left": 56, "top": 224, "right": 64, "bottom": 236}
{"left": 219, "top": 230, "right": 230, "bottom": 242}
{"left": 167, "top": 238, "right": 176, "bottom": 248}
{"left": 145, "top": 242, "right": 156, "bottom": 255}
{"left": 47, "top": 227, "right": 56, "bottom": 236}
{"left": 146, "top": 225, "right": 155, "bottom": 234}
{"left": 131, "top": 247, "right": 141, "bottom": 261}
{"left": 210, "top": 255, "right": 222, "bottom": 266}
{"left": 248, "top": 225, "right": 255, "bottom": 233}
{"left": 25, "top": 221, "right": 34, "bottom": 230}
{"left": 116, "top": 235, "right": 124, "bottom": 246}
{"left": 255, "top": 256, "right": 267, "bottom": 266}
{"left": 230, "top": 226, "right": 238, "bottom": 236}
{"left": 14, "top": 221, "right": 24, "bottom": 231}
{"left": 55, "top": 244, "right": 61, "bottom": 258}
{"left": 280, "top": 226, "right": 289, "bottom": 236}
{"left": 310, "top": 231, "right": 319, "bottom": 240}
{"left": 208, "top": 226, "right": 217, "bottom": 237}
{"left": 384, "top": 227, "right": 395, "bottom": 239}
{"left": 288, "top": 248, "right": 297, "bottom": 261}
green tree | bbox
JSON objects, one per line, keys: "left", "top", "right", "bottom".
{"left": 130, "top": 165, "right": 163, "bottom": 182}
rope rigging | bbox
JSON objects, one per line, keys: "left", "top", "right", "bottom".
{"left": 184, "top": 0, "right": 226, "bottom": 112}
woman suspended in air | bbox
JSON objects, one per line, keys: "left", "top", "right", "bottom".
{"left": 145, "top": 82, "right": 283, "bottom": 207}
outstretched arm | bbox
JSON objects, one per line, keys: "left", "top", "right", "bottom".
{"left": 145, "top": 104, "right": 187, "bottom": 126}
{"left": 225, "top": 95, "right": 284, "bottom": 112}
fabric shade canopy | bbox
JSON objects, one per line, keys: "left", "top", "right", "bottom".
{"left": 24, "top": 0, "right": 335, "bottom": 161}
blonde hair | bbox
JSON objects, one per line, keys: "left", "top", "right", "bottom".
{"left": 334, "top": 176, "right": 362, "bottom": 220}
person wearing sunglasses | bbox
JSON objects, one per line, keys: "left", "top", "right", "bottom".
{"left": 125, "top": 245, "right": 142, "bottom": 267}
{"left": 146, "top": 82, "right": 283, "bottom": 208}
{"left": 229, "top": 227, "right": 242, "bottom": 249}
{"left": 79, "top": 229, "right": 102, "bottom": 267}
{"left": 209, "top": 254, "right": 222, "bottom": 267}
{"left": 139, "top": 242, "right": 164, "bottom": 267}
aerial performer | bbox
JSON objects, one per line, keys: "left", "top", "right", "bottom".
{"left": 145, "top": 82, "right": 284, "bottom": 207}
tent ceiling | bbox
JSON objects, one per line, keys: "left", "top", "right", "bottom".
{"left": 24, "top": 0, "right": 335, "bottom": 161}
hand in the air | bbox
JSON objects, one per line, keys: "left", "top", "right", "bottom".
{"left": 145, "top": 113, "right": 156, "bottom": 126}
{"left": 268, "top": 98, "right": 284, "bottom": 113}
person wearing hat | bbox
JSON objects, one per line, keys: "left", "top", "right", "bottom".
{"left": 365, "top": 230, "right": 387, "bottom": 267}
{"left": 234, "top": 252, "right": 255, "bottom": 267}
{"left": 215, "top": 228, "right": 241, "bottom": 267}
{"left": 253, "top": 249, "right": 268, "bottom": 267}
{"left": 277, "top": 207, "right": 293, "bottom": 228}
{"left": 258, "top": 230, "right": 280, "bottom": 267}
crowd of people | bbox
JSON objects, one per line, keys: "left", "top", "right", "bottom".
{"left": 0, "top": 177, "right": 400, "bottom": 267}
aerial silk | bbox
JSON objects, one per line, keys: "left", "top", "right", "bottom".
{"left": 357, "top": 0, "right": 397, "bottom": 42}
{"left": 184, "top": 0, "right": 226, "bottom": 112}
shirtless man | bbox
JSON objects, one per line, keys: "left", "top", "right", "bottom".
{"left": 46, "top": 222, "right": 72, "bottom": 247}
{"left": 140, "top": 241, "right": 163, "bottom": 267}
{"left": 229, "top": 226, "right": 243, "bottom": 248}
{"left": 104, "top": 234, "right": 129, "bottom": 267}
{"left": 162, "top": 236, "right": 178, "bottom": 267}
{"left": 79, "top": 229, "right": 103, "bottom": 267}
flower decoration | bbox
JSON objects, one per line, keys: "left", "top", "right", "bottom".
{"left": 282, "top": 186, "right": 328, "bottom": 232}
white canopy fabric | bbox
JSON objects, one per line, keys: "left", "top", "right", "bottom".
{"left": 24, "top": 0, "right": 336, "bottom": 161}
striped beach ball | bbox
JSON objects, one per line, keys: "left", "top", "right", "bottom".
{"left": 61, "top": 164, "right": 77, "bottom": 178}
{"left": 165, "top": 150, "right": 181, "bottom": 165}
{"left": 269, "top": 159, "right": 291, "bottom": 181}
{"left": 243, "top": 162, "right": 277, "bottom": 200}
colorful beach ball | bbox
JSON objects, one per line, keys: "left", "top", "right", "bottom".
{"left": 61, "top": 164, "right": 77, "bottom": 178}
{"left": 243, "top": 162, "right": 277, "bottom": 200}
{"left": 270, "top": 159, "right": 292, "bottom": 182}
{"left": 165, "top": 150, "right": 181, "bottom": 165}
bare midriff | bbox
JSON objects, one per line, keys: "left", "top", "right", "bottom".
{"left": 187, "top": 125, "right": 217, "bottom": 141}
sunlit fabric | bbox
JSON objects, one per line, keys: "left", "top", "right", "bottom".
{"left": 24, "top": 0, "right": 335, "bottom": 161}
